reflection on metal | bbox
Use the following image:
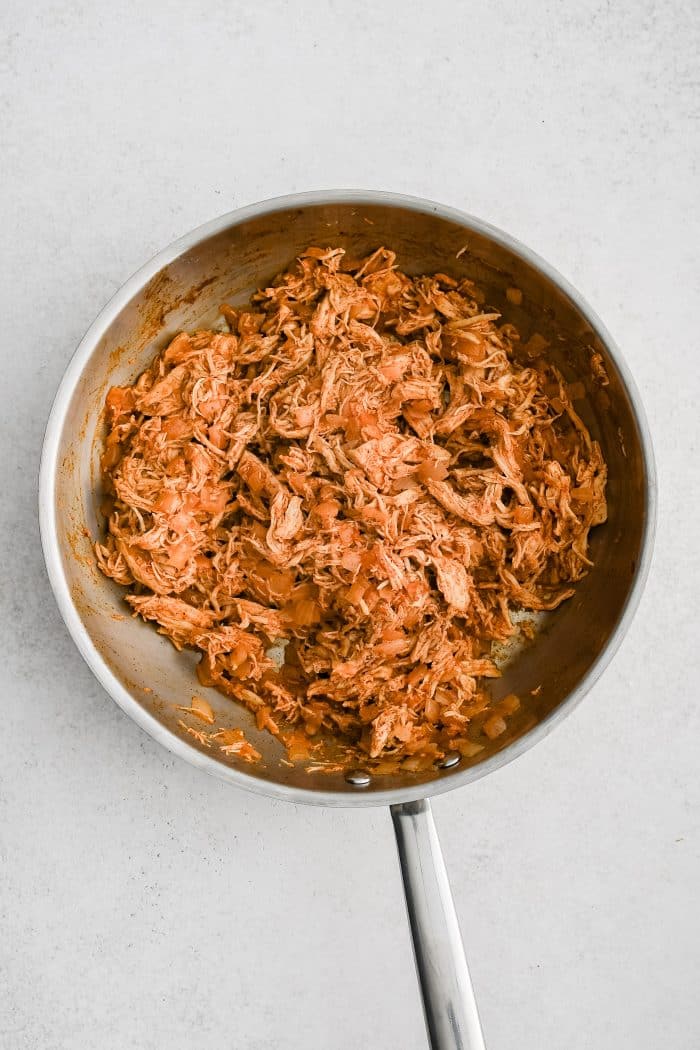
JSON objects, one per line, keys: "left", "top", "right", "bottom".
{"left": 392, "top": 799, "right": 486, "bottom": 1049}
{"left": 345, "top": 770, "right": 371, "bottom": 788}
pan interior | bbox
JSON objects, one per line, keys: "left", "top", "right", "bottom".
{"left": 48, "top": 197, "right": 650, "bottom": 801}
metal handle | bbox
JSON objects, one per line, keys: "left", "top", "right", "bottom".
{"left": 391, "top": 798, "right": 486, "bottom": 1050}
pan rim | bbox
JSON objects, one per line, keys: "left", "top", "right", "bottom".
{"left": 38, "top": 189, "right": 657, "bottom": 808}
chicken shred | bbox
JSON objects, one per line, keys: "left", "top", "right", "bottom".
{"left": 96, "top": 247, "right": 607, "bottom": 772}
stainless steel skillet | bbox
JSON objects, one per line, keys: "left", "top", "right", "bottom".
{"left": 39, "top": 191, "right": 655, "bottom": 1049}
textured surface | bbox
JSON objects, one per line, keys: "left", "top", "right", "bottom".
{"left": 1, "top": 1, "right": 698, "bottom": 1048}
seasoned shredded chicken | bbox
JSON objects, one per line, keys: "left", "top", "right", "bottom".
{"left": 96, "top": 247, "right": 607, "bottom": 772}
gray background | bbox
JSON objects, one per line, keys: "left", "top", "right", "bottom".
{"left": 1, "top": 1, "right": 698, "bottom": 1048}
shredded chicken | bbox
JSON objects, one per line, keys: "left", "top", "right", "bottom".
{"left": 95, "top": 247, "right": 607, "bottom": 772}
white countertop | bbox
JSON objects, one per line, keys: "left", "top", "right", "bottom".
{"left": 2, "top": 1, "right": 698, "bottom": 1047}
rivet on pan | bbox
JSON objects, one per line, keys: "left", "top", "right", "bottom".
{"left": 438, "top": 751, "right": 461, "bottom": 770}
{"left": 345, "top": 769, "right": 371, "bottom": 788}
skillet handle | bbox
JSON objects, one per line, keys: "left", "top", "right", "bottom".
{"left": 391, "top": 799, "right": 486, "bottom": 1050}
